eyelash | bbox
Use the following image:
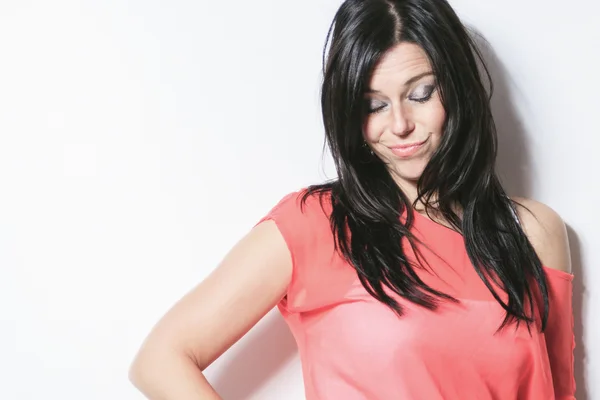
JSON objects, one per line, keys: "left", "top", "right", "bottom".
{"left": 366, "top": 86, "right": 436, "bottom": 114}
{"left": 410, "top": 86, "right": 435, "bottom": 103}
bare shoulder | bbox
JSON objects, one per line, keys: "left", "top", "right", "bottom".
{"left": 510, "top": 197, "right": 572, "bottom": 274}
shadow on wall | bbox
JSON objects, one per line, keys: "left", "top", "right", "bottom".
{"left": 210, "top": 310, "right": 298, "bottom": 400}
{"left": 470, "top": 27, "right": 589, "bottom": 400}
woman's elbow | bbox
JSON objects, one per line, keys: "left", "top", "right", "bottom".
{"left": 128, "top": 345, "right": 160, "bottom": 390}
{"left": 128, "top": 340, "right": 192, "bottom": 389}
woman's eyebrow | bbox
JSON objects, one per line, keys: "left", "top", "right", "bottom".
{"left": 366, "top": 71, "right": 434, "bottom": 94}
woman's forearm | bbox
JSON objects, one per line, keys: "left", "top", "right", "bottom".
{"left": 129, "top": 352, "right": 222, "bottom": 400}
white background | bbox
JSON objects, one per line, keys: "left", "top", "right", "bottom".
{"left": 0, "top": 1, "right": 597, "bottom": 399}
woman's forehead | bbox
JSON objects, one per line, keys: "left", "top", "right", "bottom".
{"left": 369, "top": 43, "right": 432, "bottom": 88}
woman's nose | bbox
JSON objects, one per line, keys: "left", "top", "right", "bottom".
{"left": 390, "top": 106, "right": 414, "bottom": 137}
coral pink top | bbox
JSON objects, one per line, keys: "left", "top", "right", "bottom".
{"left": 258, "top": 190, "right": 576, "bottom": 400}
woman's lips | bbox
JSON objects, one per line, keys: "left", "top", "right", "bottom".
{"left": 389, "top": 138, "right": 428, "bottom": 158}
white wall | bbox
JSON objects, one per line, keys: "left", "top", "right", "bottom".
{"left": 0, "top": 1, "right": 597, "bottom": 399}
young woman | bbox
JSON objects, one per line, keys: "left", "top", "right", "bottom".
{"left": 129, "top": 0, "right": 576, "bottom": 399}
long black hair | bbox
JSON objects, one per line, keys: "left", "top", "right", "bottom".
{"left": 303, "top": 0, "right": 549, "bottom": 331}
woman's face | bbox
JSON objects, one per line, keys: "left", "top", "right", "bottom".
{"left": 363, "top": 42, "right": 446, "bottom": 190}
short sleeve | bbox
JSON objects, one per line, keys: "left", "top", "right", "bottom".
{"left": 255, "top": 191, "right": 309, "bottom": 275}
{"left": 255, "top": 189, "right": 342, "bottom": 314}
{"left": 544, "top": 270, "right": 576, "bottom": 399}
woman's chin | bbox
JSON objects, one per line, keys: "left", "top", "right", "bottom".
{"left": 390, "top": 172, "right": 423, "bottom": 188}
{"left": 390, "top": 167, "right": 424, "bottom": 181}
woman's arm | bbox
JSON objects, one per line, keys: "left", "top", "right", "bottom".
{"left": 513, "top": 197, "right": 572, "bottom": 275}
{"left": 514, "top": 197, "right": 576, "bottom": 399}
{"left": 128, "top": 220, "right": 293, "bottom": 399}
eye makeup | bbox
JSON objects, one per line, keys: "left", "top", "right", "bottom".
{"left": 365, "top": 83, "right": 436, "bottom": 113}
{"left": 408, "top": 84, "right": 436, "bottom": 103}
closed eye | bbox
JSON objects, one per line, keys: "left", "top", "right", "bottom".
{"left": 365, "top": 99, "right": 387, "bottom": 114}
{"left": 408, "top": 84, "right": 436, "bottom": 103}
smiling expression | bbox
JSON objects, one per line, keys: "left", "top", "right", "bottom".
{"left": 363, "top": 42, "right": 446, "bottom": 190}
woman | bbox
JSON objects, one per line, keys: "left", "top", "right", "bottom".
{"left": 129, "top": 0, "right": 576, "bottom": 399}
